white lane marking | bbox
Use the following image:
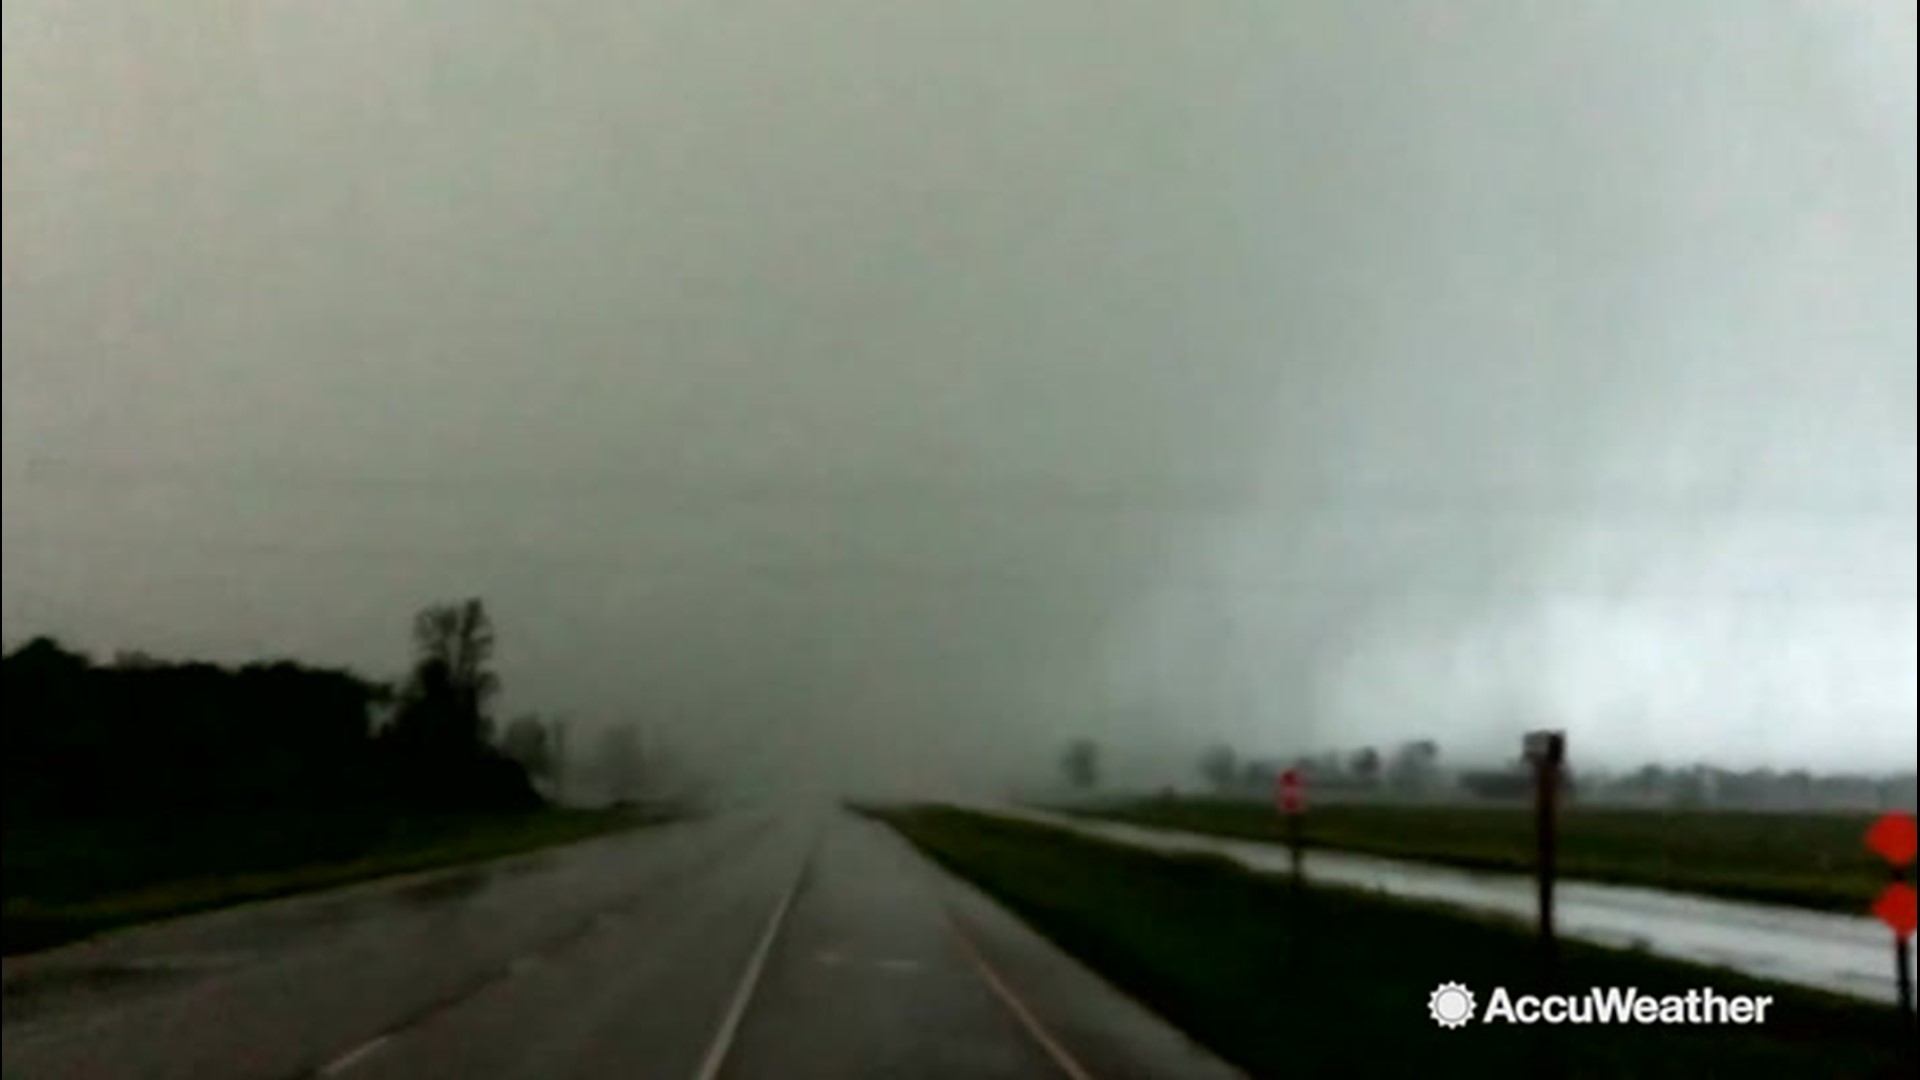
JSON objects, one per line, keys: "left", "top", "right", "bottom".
{"left": 317, "top": 1033, "right": 392, "bottom": 1077}
{"left": 691, "top": 857, "right": 808, "bottom": 1080}
{"left": 948, "top": 918, "right": 1096, "bottom": 1080}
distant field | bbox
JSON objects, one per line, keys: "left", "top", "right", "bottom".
{"left": 874, "top": 805, "right": 1910, "bottom": 1079}
{"left": 1055, "top": 796, "right": 1888, "bottom": 912}
{"left": 2, "top": 807, "right": 664, "bottom": 955}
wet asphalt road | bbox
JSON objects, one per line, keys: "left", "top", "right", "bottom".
{"left": 2, "top": 810, "right": 1240, "bottom": 1080}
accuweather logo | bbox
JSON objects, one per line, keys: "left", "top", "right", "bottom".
{"left": 1428, "top": 983, "right": 1775, "bottom": 1028}
{"left": 1428, "top": 982, "right": 1477, "bottom": 1028}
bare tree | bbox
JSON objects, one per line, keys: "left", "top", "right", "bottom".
{"left": 391, "top": 598, "right": 499, "bottom": 753}
{"left": 413, "top": 599, "right": 498, "bottom": 731}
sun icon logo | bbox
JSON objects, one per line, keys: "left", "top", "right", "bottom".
{"left": 1428, "top": 982, "right": 1476, "bottom": 1029}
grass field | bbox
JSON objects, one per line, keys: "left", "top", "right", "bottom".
{"left": 1057, "top": 796, "right": 1891, "bottom": 912}
{"left": 2, "top": 807, "right": 663, "bottom": 955}
{"left": 874, "top": 805, "right": 1911, "bottom": 1079}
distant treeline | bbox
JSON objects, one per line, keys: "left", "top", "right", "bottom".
{"left": 1191, "top": 739, "right": 1915, "bottom": 810}
{"left": 3, "top": 600, "right": 540, "bottom": 822}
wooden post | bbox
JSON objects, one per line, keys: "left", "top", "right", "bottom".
{"left": 1897, "top": 932, "right": 1912, "bottom": 1016}
{"left": 1288, "top": 809, "right": 1303, "bottom": 886}
{"left": 1526, "top": 731, "right": 1567, "bottom": 1080}
{"left": 1897, "top": 865, "right": 1915, "bottom": 1019}
{"left": 1526, "top": 731, "right": 1566, "bottom": 991}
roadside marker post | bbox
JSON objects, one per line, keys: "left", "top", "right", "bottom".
{"left": 1864, "top": 811, "right": 1917, "bottom": 1019}
{"left": 1276, "top": 768, "right": 1305, "bottom": 885}
{"left": 1524, "top": 730, "right": 1569, "bottom": 1080}
{"left": 1524, "top": 730, "right": 1567, "bottom": 991}
{"left": 1275, "top": 767, "right": 1308, "bottom": 978}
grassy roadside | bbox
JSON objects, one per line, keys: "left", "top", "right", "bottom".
{"left": 1058, "top": 796, "right": 1887, "bottom": 913}
{"left": 2, "top": 807, "right": 665, "bottom": 955}
{"left": 874, "top": 805, "right": 1911, "bottom": 1079}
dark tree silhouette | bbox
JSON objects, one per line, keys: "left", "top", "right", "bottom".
{"left": 381, "top": 599, "right": 537, "bottom": 810}
{"left": 390, "top": 598, "right": 498, "bottom": 753}
{"left": 1349, "top": 746, "right": 1382, "bottom": 785}
{"left": 2, "top": 637, "right": 387, "bottom": 820}
{"left": 1060, "top": 738, "right": 1100, "bottom": 790}
{"left": 3, "top": 609, "right": 540, "bottom": 822}
{"left": 1388, "top": 739, "right": 1441, "bottom": 791}
{"left": 1200, "top": 744, "right": 1238, "bottom": 793}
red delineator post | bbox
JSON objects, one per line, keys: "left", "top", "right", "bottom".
{"left": 1277, "top": 768, "right": 1304, "bottom": 884}
{"left": 1865, "top": 811, "right": 1918, "bottom": 1018}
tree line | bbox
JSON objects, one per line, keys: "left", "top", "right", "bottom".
{"left": 1052, "top": 734, "right": 1914, "bottom": 811}
{"left": 3, "top": 598, "right": 547, "bottom": 823}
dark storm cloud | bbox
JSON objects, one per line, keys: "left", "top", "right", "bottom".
{"left": 5, "top": 2, "right": 1913, "bottom": 789}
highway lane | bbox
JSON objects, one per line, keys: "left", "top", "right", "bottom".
{"left": 2, "top": 813, "right": 786, "bottom": 1080}
{"left": 984, "top": 805, "right": 1902, "bottom": 1006}
{"left": 3, "top": 809, "right": 1242, "bottom": 1080}
{"left": 717, "top": 815, "right": 1239, "bottom": 1080}
{"left": 336, "top": 811, "right": 812, "bottom": 1080}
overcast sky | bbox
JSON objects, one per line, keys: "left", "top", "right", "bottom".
{"left": 4, "top": 1, "right": 1914, "bottom": 791}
